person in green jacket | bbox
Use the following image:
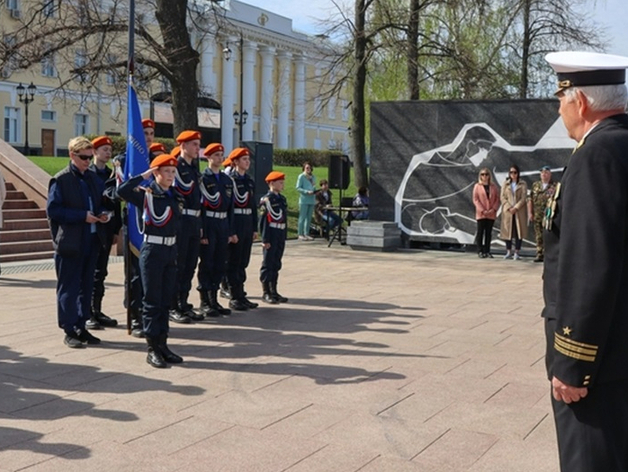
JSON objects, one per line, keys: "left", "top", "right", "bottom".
{"left": 295, "top": 161, "right": 317, "bottom": 240}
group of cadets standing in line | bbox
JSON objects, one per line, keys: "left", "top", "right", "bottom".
{"left": 46, "top": 119, "right": 288, "bottom": 369}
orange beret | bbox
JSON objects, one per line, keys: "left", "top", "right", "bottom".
{"left": 142, "top": 118, "right": 155, "bottom": 129}
{"left": 228, "top": 147, "right": 249, "bottom": 161}
{"left": 149, "top": 142, "right": 167, "bottom": 154}
{"left": 265, "top": 171, "right": 285, "bottom": 183}
{"left": 150, "top": 154, "right": 178, "bottom": 169}
{"left": 91, "top": 136, "right": 112, "bottom": 149}
{"left": 222, "top": 156, "right": 233, "bottom": 167}
{"left": 176, "top": 130, "right": 201, "bottom": 143}
{"left": 170, "top": 145, "right": 180, "bottom": 157}
{"left": 203, "top": 143, "right": 224, "bottom": 157}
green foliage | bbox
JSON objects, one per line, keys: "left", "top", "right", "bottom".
{"left": 272, "top": 149, "right": 344, "bottom": 168}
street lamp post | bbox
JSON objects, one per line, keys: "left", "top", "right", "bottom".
{"left": 222, "top": 36, "right": 248, "bottom": 145}
{"left": 16, "top": 82, "right": 36, "bottom": 157}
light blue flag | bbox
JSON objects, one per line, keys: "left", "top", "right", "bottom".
{"left": 124, "top": 82, "right": 149, "bottom": 255}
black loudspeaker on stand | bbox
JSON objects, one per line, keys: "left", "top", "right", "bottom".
{"left": 242, "top": 141, "right": 273, "bottom": 204}
{"left": 327, "top": 155, "right": 351, "bottom": 246}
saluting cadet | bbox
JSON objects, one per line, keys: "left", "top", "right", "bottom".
{"left": 197, "top": 143, "right": 235, "bottom": 317}
{"left": 259, "top": 171, "right": 288, "bottom": 304}
{"left": 113, "top": 117, "right": 158, "bottom": 338}
{"left": 117, "top": 153, "right": 184, "bottom": 369}
{"left": 47, "top": 137, "right": 109, "bottom": 348}
{"left": 88, "top": 136, "right": 121, "bottom": 330}
{"left": 225, "top": 148, "right": 258, "bottom": 311}
{"left": 543, "top": 51, "right": 628, "bottom": 471}
{"left": 169, "top": 130, "right": 204, "bottom": 324}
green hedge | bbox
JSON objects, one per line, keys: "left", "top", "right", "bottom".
{"left": 272, "top": 148, "right": 344, "bottom": 168}
{"left": 85, "top": 134, "right": 177, "bottom": 156}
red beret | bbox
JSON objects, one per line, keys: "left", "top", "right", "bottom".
{"left": 265, "top": 171, "right": 285, "bottom": 183}
{"left": 176, "top": 130, "right": 201, "bottom": 143}
{"left": 170, "top": 145, "right": 180, "bottom": 157}
{"left": 150, "top": 154, "right": 178, "bottom": 169}
{"left": 228, "top": 147, "right": 249, "bottom": 161}
{"left": 149, "top": 142, "right": 167, "bottom": 154}
{"left": 203, "top": 143, "right": 224, "bottom": 157}
{"left": 91, "top": 136, "right": 112, "bottom": 149}
{"left": 142, "top": 119, "right": 155, "bottom": 129}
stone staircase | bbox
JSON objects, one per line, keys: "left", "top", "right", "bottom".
{"left": 1, "top": 181, "right": 54, "bottom": 263}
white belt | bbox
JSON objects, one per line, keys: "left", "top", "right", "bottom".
{"left": 182, "top": 209, "right": 201, "bottom": 217}
{"left": 144, "top": 235, "right": 177, "bottom": 246}
{"left": 234, "top": 208, "right": 252, "bottom": 215}
{"left": 205, "top": 211, "right": 228, "bottom": 219}
{"left": 269, "top": 222, "right": 286, "bottom": 229}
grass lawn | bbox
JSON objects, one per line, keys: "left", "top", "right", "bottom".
{"left": 29, "top": 156, "right": 359, "bottom": 239}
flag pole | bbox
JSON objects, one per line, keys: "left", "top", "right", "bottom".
{"left": 124, "top": 0, "right": 136, "bottom": 335}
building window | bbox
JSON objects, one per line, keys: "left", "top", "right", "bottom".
{"left": 42, "top": 0, "right": 55, "bottom": 17}
{"left": 41, "top": 52, "right": 56, "bottom": 77}
{"left": 105, "top": 54, "right": 117, "bottom": 85}
{"left": 74, "top": 49, "right": 89, "bottom": 82}
{"left": 41, "top": 110, "right": 56, "bottom": 122}
{"left": 341, "top": 99, "right": 349, "bottom": 122}
{"left": 328, "top": 96, "right": 336, "bottom": 120}
{"left": 74, "top": 113, "right": 89, "bottom": 136}
{"left": 4, "top": 107, "right": 20, "bottom": 143}
{"left": 314, "top": 97, "right": 322, "bottom": 118}
{"left": 7, "top": 0, "right": 20, "bottom": 12}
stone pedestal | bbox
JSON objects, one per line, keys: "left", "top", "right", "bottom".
{"left": 347, "top": 221, "right": 400, "bottom": 252}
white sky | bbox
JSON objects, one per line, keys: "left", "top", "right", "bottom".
{"left": 242, "top": 0, "right": 628, "bottom": 57}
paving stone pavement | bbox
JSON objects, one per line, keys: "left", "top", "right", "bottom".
{"left": 0, "top": 242, "right": 559, "bottom": 471}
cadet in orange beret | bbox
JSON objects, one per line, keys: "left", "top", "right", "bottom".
{"left": 116, "top": 153, "right": 185, "bottom": 368}
{"left": 259, "top": 171, "right": 288, "bottom": 304}
{"left": 149, "top": 142, "right": 167, "bottom": 160}
{"left": 197, "top": 143, "right": 235, "bottom": 317}
{"left": 223, "top": 148, "right": 259, "bottom": 311}
{"left": 89, "top": 136, "right": 121, "bottom": 330}
{"left": 142, "top": 119, "right": 156, "bottom": 147}
{"left": 169, "top": 130, "right": 204, "bottom": 323}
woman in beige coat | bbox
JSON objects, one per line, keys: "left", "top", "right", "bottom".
{"left": 500, "top": 164, "right": 528, "bottom": 260}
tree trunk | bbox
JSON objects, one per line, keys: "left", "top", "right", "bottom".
{"left": 519, "top": 0, "right": 531, "bottom": 99}
{"left": 155, "top": 0, "right": 200, "bottom": 133}
{"left": 351, "top": 0, "right": 369, "bottom": 189}
{"left": 407, "top": 0, "right": 420, "bottom": 100}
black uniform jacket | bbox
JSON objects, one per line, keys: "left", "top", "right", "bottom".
{"left": 259, "top": 191, "right": 287, "bottom": 244}
{"left": 543, "top": 113, "right": 628, "bottom": 388}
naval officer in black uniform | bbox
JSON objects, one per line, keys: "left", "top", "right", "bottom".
{"left": 117, "top": 153, "right": 184, "bottom": 368}
{"left": 543, "top": 51, "right": 628, "bottom": 472}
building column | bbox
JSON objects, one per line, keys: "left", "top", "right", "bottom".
{"left": 242, "top": 40, "right": 257, "bottom": 142}
{"left": 220, "top": 37, "right": 237, "bottom": 151}
{"left": 259, "top": 45, "right": 276, "bottom": 144}
{"left": 293, "top": 55, "right": 306, "bottom": 149}
{"left": 199, "top": 35, "right": 216, "bottom": 96}
{"left": 276, "top": 51, "right": 292, "bottom": 149}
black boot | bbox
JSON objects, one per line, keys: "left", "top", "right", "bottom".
{"left": 92, "top": 297, "right": 118, "bottom": 327}
{"left": 202, "top": 290, "right": 220, "bottom": 318}
{"left": 130, "top": 310, "right": 145, "bottom": 338}
{"left": 271, "top": 282, "right": 288, "bottom": 303}
{"left": 262, "top": 281, "right": 278, "bottom": 304}
{"left": 180, "top": 293, "right": 204, "bottom": 321}
{"left": 228, "top": 285, "right": 249, "bottom": 311}
{"left": 146, "top": 337, "right": 167, "bottom": 368}
{"left": 241, "top": 285, "right": 258, "bottom": 309}
{"left": 210, "top": 290, "right": 231, "bottom": 316}
{"left": 158, "top": 334, "right": 183, "bottom": 364}
{"left": 219, "top": 279, "right": 232, "bottom": 300}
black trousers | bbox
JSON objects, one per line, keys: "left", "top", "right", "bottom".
{"left": 174, "top": 216, "right": 200, "bottom": 300}
{"left": 552, "top": 380, "right": 628, "bottom": 471}
{"left": 227, "top": 218, "right": 254, "bottom": 292}
{"left": 139, "top": 242, "right": 177, "bottom": 338}
{"left": 260, "top": 230, "right": 285, "bottom": 284}
{"left": 475, "top": 218, "right": 494, "bottom": 254}
{"left": 197, "top": 219, "right": 229, "bottom": 291}
{"left": 92, "top": 232, "right": 115, "bottom": 303}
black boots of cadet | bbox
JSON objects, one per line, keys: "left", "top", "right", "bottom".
{"left": 146, "top": 334, "right": 183, "bottom": 369}
{"left": 262, "top": 281, "right": 288, "bottom": 304}
{"left": 199, "top": 290, "right": 231, "bottom": 318}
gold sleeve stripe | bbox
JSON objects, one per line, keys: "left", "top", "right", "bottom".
{"left": 554, "top": 342, "right": 596, "bottom": 362}
{"left": 555, "top": 337, "right": 597, "bottom": 356}
{"left": 555, "top": 333, "right": 599, "bottom": 350}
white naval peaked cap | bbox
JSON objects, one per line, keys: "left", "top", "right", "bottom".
{"left": 545, "top": 51, "right": 628, "bottom": 94}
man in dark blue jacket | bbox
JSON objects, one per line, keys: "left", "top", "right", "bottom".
{"left": 47, "top": 137, "right": 109, "bottom": 348}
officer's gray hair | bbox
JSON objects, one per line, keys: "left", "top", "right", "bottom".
{"left": 564, "top": 84, "right": 628, "bottom": 112}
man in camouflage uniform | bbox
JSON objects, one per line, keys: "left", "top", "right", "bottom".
{"left": 527, "top": 165, "right": 557, "bottom": 262}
